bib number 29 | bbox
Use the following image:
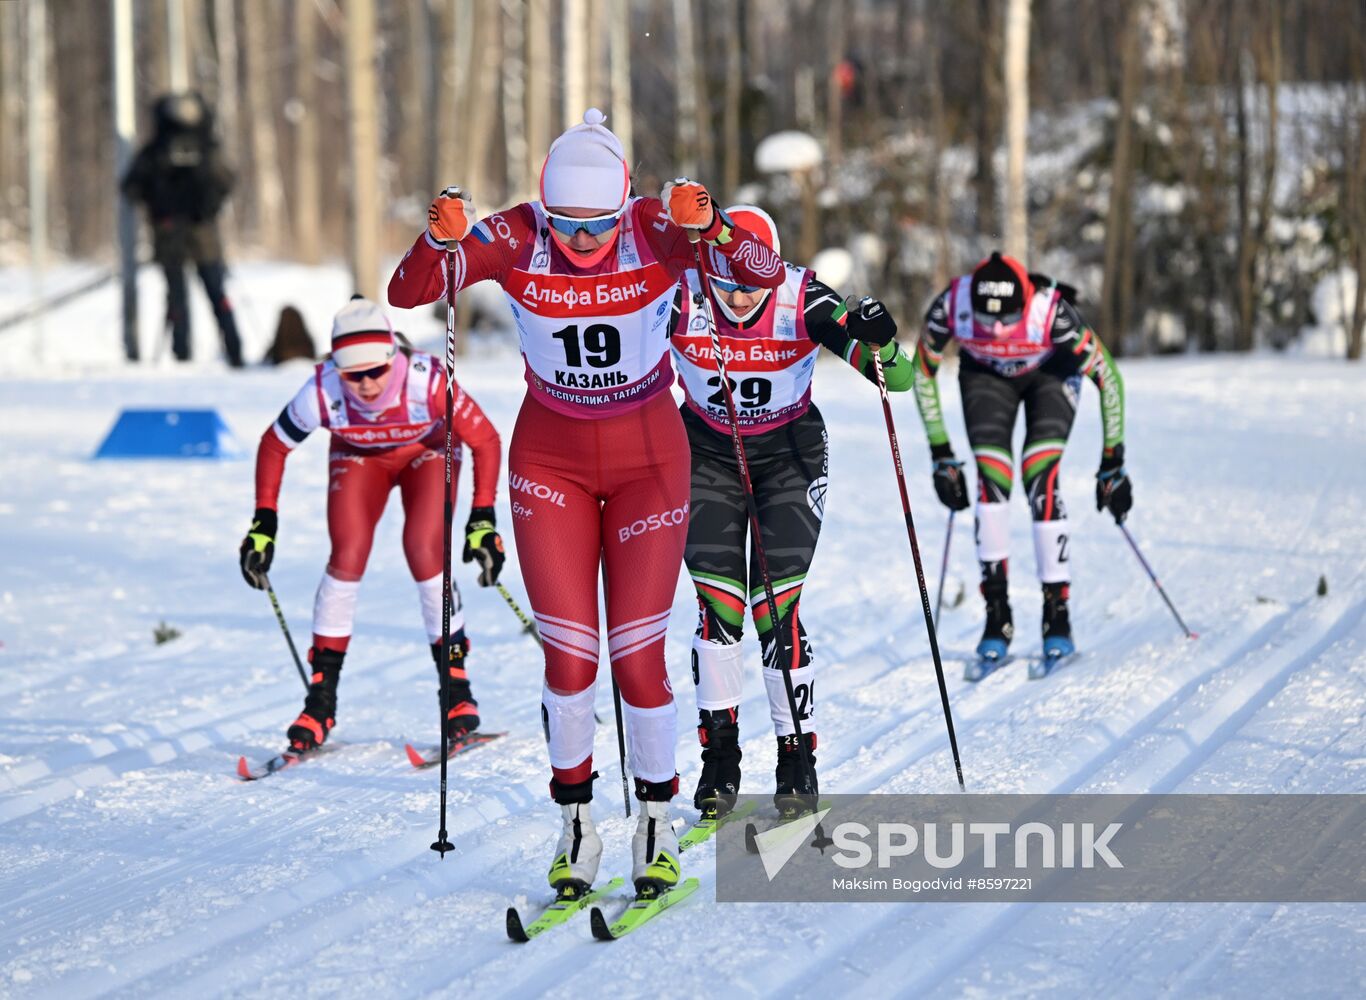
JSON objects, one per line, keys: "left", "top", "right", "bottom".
{"left": 552, "top": 323, "right": 621, "bottom": 369}
{"left": 707, "top": 375, "right": 772, "bottom": 409}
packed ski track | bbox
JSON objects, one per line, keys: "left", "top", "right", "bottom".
{"left": 2, "top": 276, "right": 1364, "bottom": 998}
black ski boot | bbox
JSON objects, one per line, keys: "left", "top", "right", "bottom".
{"left": 693, "top": 707, "right": 742, "bottom": 817}
{"left": 287, "top": 647, "right": 343, "bottom": 751}
{"left": 976, "top": 560, "right": 1014, "bottom": 661}
{"left": 1042, "top": 582, "right": 1076, "bottom": 658}
{"left": 431, "top": 632, "right": 480, "bottom": 739}
{"left": 774, "top": 732, "right": 818, "bottom": 819}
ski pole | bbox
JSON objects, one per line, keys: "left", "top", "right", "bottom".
{"left": 610, "top": 672, "right": 631, "bottom": 817}
{"left": 689, "top": 236, "right": 822, "bottom": 808}
{"left": 262, "top": 574, "right": 309, "bottom": 690}
{"left": 431, "top": 200, "right": 463, "bottom": 859}
{"left": 865, "top": 316, "right": 965, "bottom": 791}
{"left": 933, "top": 511, "right": 955, "bottom": 629}
{"left": 495, "top": 580, "right": 599, "bottom": 721}
{"left": 1118, "top": 522, "right": 1198, "bottom": 639}
{"left": 495, "top": 582, "right": 542, "bottom": 647}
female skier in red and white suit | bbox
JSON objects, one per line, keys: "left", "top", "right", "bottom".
{"left": 388, "top": 109, "right": 783, "bottom": 895}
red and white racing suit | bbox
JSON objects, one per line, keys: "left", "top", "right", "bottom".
{"left": 254, "top": 350, "right": 500, "bottom": 653}
{"left": 388, "top": 198, "right": 782, "bottom": 799}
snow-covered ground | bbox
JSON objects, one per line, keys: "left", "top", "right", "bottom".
{"left": 2, "top": 266, "right": 1364, "bottom": 997}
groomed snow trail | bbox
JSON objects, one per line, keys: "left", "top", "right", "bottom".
{"left": 2, "top": 324, "right": 1363, "bottom": 998}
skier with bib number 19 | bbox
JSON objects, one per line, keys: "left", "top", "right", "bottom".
{"left": 670, "top": 204, "right": 915, "bottom": 824}
{"left": 387, "top": 109, "right": 783, "bottom": 903}
{"left": 912, "top": 252, "right": 1132, "bottom": 675}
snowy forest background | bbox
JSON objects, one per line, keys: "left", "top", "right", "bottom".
{"left": 1, "top": 0, "right": 1365, "bottom": 360}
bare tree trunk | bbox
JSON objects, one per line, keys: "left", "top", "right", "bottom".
{"left": 402, "top": 0, "right": 434, "bottom": 203}
{"left": 564, "top": 0, "right": 588, "bottom": 126}
{"left": 973, "top": 0, "right": 1001, "bottom": 239}
{"left": 26, "top": 0, "right": 49, "bottom": 357}
{"left": 608, "top": 0, "right": 633, "bottom": 166}
{"left": 525, "top": 0, "right": 552, "bottom": 178}
{"left": 0, "top": 2, "right": 25, "bottom": 240}
{"left": 825, "top": 0, "right": 847, "bottom": 169}
{"left": 692, "top": 0, "right": 712, "bottom": 181}
{"left": 1349, "top": 71, "right": 1366, "bottom": 360}
{"left": 1100, "top": 1, "right": 1144, "bottom": 355}
{"left": 722, "top": 0, "right": 743, "bottom": 196}
{"left": 166, "top": 0, "right": 190, "bottom": 91}
{"left": 293, "top": 0, "right": 321, "bottom": 264}
{"left": 345, "top": 0, "right": 379, "bottom": 297}
{"left": 673, "top": 0, "right": 699, "bottom": 176}
{"left": 114, "top": 0, "right": 140, "bottom": 359}
{"left": 927, "top": 8, "right": 951, "bottom": 289}
{"left": 212, "top": 0, "right": 241, "bottom": 245}
{"left": 793, "top": 0, "right": 817, "bottom": 130}
{"left": 1002, "top": 0, "right": 1030, "bottom": 261}
{"left": 501, "top": 0, "right": 529, "bottom": 202}
{"left": 462, "top": 10, "right": 501, "bottom": 206}
{"left": 242, "top": 0, "right": 284, "bottom": 252}
{"left": 585, "top": 0, "right": 604, "bottom": 111}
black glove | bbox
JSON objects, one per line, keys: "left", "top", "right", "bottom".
{"left": 239, "top": 507, "right": 278, "bottom": 589}
{"left": 462, "top": 506, "right": 505, "bottom": 587}
{"left": 1096, "top": 446, "right": 1133, "bottom": 524}
{"left": 931, "top": 444, "right": 971, "bottom": 511}
{"left": 845, "top": 295, "right": 898, "bottom": 347}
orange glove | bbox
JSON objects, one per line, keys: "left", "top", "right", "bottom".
{"left": 662, "top": 178, "right": 717, "bottom": 234}
{"left": 427, "top": 187, "right": 474, "bottom": 244}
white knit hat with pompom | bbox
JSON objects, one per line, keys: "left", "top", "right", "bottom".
{"left": 539, "top": 108, "right": 630, "bottom": 213}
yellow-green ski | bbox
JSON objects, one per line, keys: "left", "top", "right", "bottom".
{"left": 590, "top": 877, "right": 701, "bottom": 941}
{"left": 678, "top": 800, "right": 757, "bottom": 853}
{"left": 506, "top": 877, "right": 625, "bottom": 942}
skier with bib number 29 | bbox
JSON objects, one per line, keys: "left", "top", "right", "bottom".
{"left": 387, "top": 110, "right": 783, "bottom": 900}
{"left": 670, "top": 205, "right": 914, "bottom": 823}
{"left": 913, "top": 252, "right": 1131, "bottom": 672}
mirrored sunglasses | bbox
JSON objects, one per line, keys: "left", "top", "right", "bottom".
{"left": 546, "top": 210, "right": 622, "bottom": 238}
{"left": 973, "top": 309, "right": 1024, "bottom": 328}
{"left": 342, "top": 362, "right": 392, "bottom": 383}
{"left": 710, "top": 277, "right": 761, "bottom": 295}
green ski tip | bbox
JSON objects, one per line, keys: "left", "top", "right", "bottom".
{"left": 678, "top": 800, "right": 758, "bottom": 853}
{"left": 506, "top": 877, "right": 625, "bottom": 942}
{"left": 590, "top": 877, "right": 701, "bottom": 940}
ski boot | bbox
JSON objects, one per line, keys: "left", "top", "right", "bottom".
{"left": 773, "top": 732, "right": 818, "bottom": 819}
{"left": 431, "top": 632, "right": 480, "bottom": 740}
{"left": 547, "top": 777, "right": 604, "bottom": 898}
{"left": 1041, "top": 582, "right": 1075, "bottom": 659}
{"left": 975, "top": 561, "right": 1014, "bottom": 662}
{"left": 693, "top": 707, "right": 742, "bottom": 819}
{"left": 632, "top": 778, "right": 681, "bottom": 897}
{"left": 287, "top": 647, "right": 344, "bottom": 751}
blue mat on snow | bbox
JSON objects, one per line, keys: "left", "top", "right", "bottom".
{"left": 93, "top": 408, "right": 245, "bottom": 459}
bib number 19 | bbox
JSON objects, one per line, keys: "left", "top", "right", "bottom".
{"left": 552, "top": 323, "right": 621, "bottom": 369}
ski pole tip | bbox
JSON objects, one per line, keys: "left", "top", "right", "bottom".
{"left": 430, "top": 837, "right": 455, "bottom": 857}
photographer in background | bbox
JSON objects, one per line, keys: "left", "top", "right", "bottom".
{"left": 121, "top": 92, "right": 244, "bottom": 367}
